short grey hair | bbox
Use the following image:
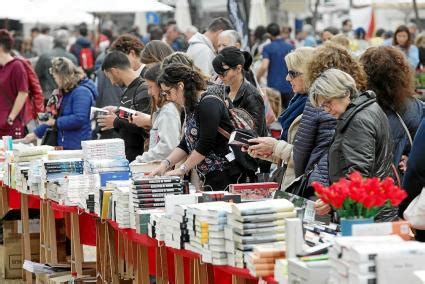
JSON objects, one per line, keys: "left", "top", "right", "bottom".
{"left": 53, "top": 29, "right": 69, "bottom": 48}
{"left": 309, "top": 68, "right": 358, "bottom": 107}
{"left": 185, "top": 25, "right": 198, "bottom": 34}
{"left": 219, "top": 30, "right": 242, "bottom": 46}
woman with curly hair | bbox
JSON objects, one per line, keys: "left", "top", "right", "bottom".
{"left": 293, "top": 43, "right": 367, "bottom": 201}
{"left": 393, "top": 25, "right": 419, "bottom": 69}
{"left": 140, "top": 40, "right": 173, "bottom": 66}
{"left": 360, "top": 46, "right": 425, "bottom": 173}
{"left": 150, "top": 63, "right": 242, "bottom": 191}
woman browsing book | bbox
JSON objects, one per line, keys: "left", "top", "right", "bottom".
{"left": 150, "top": 63, "right": 242, "bottom": 191}
{"left": 130, "top": 64, "right": 181, "bottom": 162}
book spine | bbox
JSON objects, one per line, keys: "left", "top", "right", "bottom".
{"left": 132, "top": 183, "right": 182, "bottom": 189}
{"left": 132, "top": 188, "right": 182, "bottom": 194}
{"left": 133, "top": 179, "right": 181, "bottom": 185}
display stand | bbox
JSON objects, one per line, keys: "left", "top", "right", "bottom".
{"left": 0, "top": 184, "right": 8, "bottom": 217}
{"left": 20, "top": 194, "right": 32, "bottom": 283}
{"left": 70, "top": 210, "right": 83, "bottom": 275}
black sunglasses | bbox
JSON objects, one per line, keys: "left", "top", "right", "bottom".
{"left": 217, "top": 67, "right": 234, "bottom": 77}
{"left": 287, "top": 70, "right": 303, "bottom": 79}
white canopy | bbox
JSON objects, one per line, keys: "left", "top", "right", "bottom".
{"left": 80, "top": 0, "right": 174, "bottom": 13}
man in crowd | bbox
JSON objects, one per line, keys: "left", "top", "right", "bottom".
{"left": 35, "top": 29, "right": 77, "bottom": 100}
{"left": 187, "top": 17, "right": 233, "bottom": 75}
{"left": 256, "top": 23, "right": 293, "bottom": 108}
{"left": 98, "top": 51, "right": 151, "bottom": 162}
{"left": 32, "top": 26, "right": 53, "bottom": 56}
{"left": 163, "top": 24, "right": 184, "bottom": 51}
{"left": 0, "top": 29, "right": 29, "bottom": 139}
{"left": 70, "top": 24, "right": 96, "bottom": 77}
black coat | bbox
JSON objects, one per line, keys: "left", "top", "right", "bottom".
{"left": 293, "top": 101, "right": 337, "bottom": 187}
{"left": 229, "top": 79, "right": 267, "bottom": 137}
{"left": 113, "top": 77, "right": 151, "bottom": 162}
{"left": 328, "top": 91, "right": 393, "bottom": 183}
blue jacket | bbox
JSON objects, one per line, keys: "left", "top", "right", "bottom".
{"left": 35, "top": 78, "right": 97, "bottom": 149}
{"left": 386, "top": 98, "right": 425, "bottom": 166}
{"left": 293, "top": 101, "right": 337, "bottom": 187}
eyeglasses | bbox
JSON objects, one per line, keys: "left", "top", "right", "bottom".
{"left": 287, "top": 70, "right": 303, "bottom": 79}
{"left": 161, "top": 87, "right": 174, "bottom": 96}
{"left": 318, "top": 95, "right": 349, "bottom": 110}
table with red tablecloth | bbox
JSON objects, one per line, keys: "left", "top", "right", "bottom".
{"left": 1, "top": 186, "right": 280, "bottom": 284}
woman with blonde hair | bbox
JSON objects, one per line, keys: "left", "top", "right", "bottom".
{"left": 247, "top": 47, "right": 315, "bottom": 190}
{"left": 24, "top": 57, "right": 97, "bottom": 149}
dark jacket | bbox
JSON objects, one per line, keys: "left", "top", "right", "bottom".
{"left": 328, "top": 91, "right": 393, "bottom": 183}
{"left": 293, "top": 101, "right": 337, "bottom": 187}
{"left": 229, "top": 79, "right": 267, "bottom": 137}
{"left": 35, "top": 46, "right": 78, "bottom": 99}
{"left": 384, "top": 98, "right": 425, "bottom": 166}
{"left": 112, "top": 77, "right": 151, "bottom": 162}
{"left": 34, "top": 78, "right": 97, "bottom": 149}
{"left": 399, "top": 118, "right": 425, "bottom": 218}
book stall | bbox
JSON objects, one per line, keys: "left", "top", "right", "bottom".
{"left": 0, "top": 137, "right": 425, "bottom": 284}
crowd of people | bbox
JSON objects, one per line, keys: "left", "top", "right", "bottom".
{"left": 1, "top": 17, "right": 425, "bottom": 240}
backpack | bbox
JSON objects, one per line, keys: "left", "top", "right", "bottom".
{"left": 202, "top": 94, "right": 259, "bottom": 173}
{"left": 15, "top": 57, "right": 45, "bottom": 124}
{"left": 79, "top": 47, "right": 94, "bottom": 71}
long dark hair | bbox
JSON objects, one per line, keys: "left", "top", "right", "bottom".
{"left": 157, "top": 63, "right": 207, "bottom": 112}
{"left": 360, "top": 45, "right": 415, "bottom": 112}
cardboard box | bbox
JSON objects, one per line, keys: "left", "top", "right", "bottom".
{"left": 1, "top": 220, "right": 41, "bottom": 279}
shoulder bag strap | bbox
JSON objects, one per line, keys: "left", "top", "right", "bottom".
{"left": 395, "top": 111, "right": 413, "bottom": 145}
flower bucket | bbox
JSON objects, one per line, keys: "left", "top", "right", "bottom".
{"left": 340, "top": 218, "right": 374, "bottom": 236}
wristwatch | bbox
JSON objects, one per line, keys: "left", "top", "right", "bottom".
{"left": 179, "top": 164, "right": 189, "bottom": 175}
{"left": 161, "top": 159, "right": 171, "bottom": 168}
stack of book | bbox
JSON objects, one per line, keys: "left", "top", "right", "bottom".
{"left": 85, "top": 158, "right": 130, "bottom": 174}
{"left": 14, "top": 162, "right": 30, "bottom": 193}
{"left": 96, "top": 180, "right": 131, "bottom": 220}
{"left": 13, "top": 145, "right": 53, "bottom": 162}
{"left": 81, "top": 139, "right": 126, "bottom": 161}
{"left": 136, "top": 208, "right": 165, "bottom": 234}
{"left": 245, "top": 244, "right": 285, "bottom": 277}
{"left": 27, "top": 159, "right": 43, "bottom": 195}
{"left": 130, "top": 176, "right": 183, "bottom": 229}
{"left": 229, "top": 182, "right": 279, "bottom": 201}
{"left": 130, "top": 161, "right": 161, "bottom": 179}
{"left": 110, "top": 182, "right": 131, "bottom": 228}
{"left": 148, "top": 211, "right": 166, "bottom": 239}
{"left": 46, "top": 174, "right": 99, "bottom": 207}
{"left": 47, "top": 150, "right": 83, "bottom": 160}
{"left": 329, "top": 235, "right": 404, "bottom": 284}
{"left": 225, "top": 199, "right": 295, "bottom": 268}
{"left": 185, "top": 202, "right": 233, "bottom": 265}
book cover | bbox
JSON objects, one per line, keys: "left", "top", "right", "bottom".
{"left": 132, "top": 183, "right": 182, "bottom": 189}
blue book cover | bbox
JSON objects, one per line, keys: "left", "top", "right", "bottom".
{"left": 99, "top": 171, "right": 131, "bottom": 187}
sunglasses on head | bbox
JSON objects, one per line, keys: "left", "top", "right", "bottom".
{"left": 287, "top": 70, "right": 303, "bottom": 79}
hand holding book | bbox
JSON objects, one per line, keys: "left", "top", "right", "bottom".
{"left": 246, "top": 137, "right": 277, "bottom": 158}
{"left": 130, "top": 111, "right": 151, "bottom": 128}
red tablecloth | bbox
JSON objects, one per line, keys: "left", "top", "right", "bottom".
{"left": 6, "top": 187, "right": 40, "bottom": 209}
{"left": 50, "top": 201, "right": 96, "bottom": 246}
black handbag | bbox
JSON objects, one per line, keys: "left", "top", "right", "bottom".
{"left": 41, "top": 127, "right": 58, "bottom": 146}
{"left": 281, "top": 167, "right": 315, "bottom": 198}
{"left": 269, "top": 162, "right": 288, "bottom": 185}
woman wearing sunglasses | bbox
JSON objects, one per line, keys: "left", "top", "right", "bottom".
{"left": 246, "top": 47, "right": 315, "bottom": 189}
{"left": 150, "top": 63, "right": 242, "bottom": 191}
{"left": 130, "top": 63, "right": 181, "bottom": 162}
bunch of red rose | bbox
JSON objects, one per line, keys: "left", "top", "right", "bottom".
{"left": 312, "top": 171, "right": 407, "bottom": 219}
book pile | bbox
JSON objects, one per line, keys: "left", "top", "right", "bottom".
{"left": 328, "top": 235, "right": 405, "bottom": 284}
{"left": 47, "top": 150, "right": 83, "bottom": 160}
{"left": 85, "top": 158, "right": 130, "bottom": 174}
{"left": 136, "top": 209, "right": 165, "bottom": 234}
{"left": 14, "top": 162, "right": 30, "bottom": 193}
{"left": 229, "top": 182, "right": 279, "bottom": 201}
{"left": 245, "top": 244, "right": 285, "bottom": 277}
{"left": 225, "top": 199, "right": 295, "bottom": 268}
{"left": 130, "top": 176, "right": 183, "bottom": 229}
{"left": 13, "top": 145, "right": 53, "bottom": 162}
{"left": 303, "top": 221, "right": 339, "bottom": 246}
{"left": 46, "top": 174, "right": 99, "bottom": 207}
{"left": 185, "top": 202, "right": 233, "bottom": 265}
{"left": 27, "top": 159, "right": 43, "bottom": 195}
{"left": 81, "top": 139, "right": 126, "bottom": 161}
{"left": 148, "top": 211, "right": 166, "bottom": 239}
{"left": 96, "top": 180, "right": 131, "bottom": 220}
{"left": 110, "top": 182, "right": 131, "bottom": 228}
{"left": 130, "top": 161, "right": 161, "bottom": 179}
